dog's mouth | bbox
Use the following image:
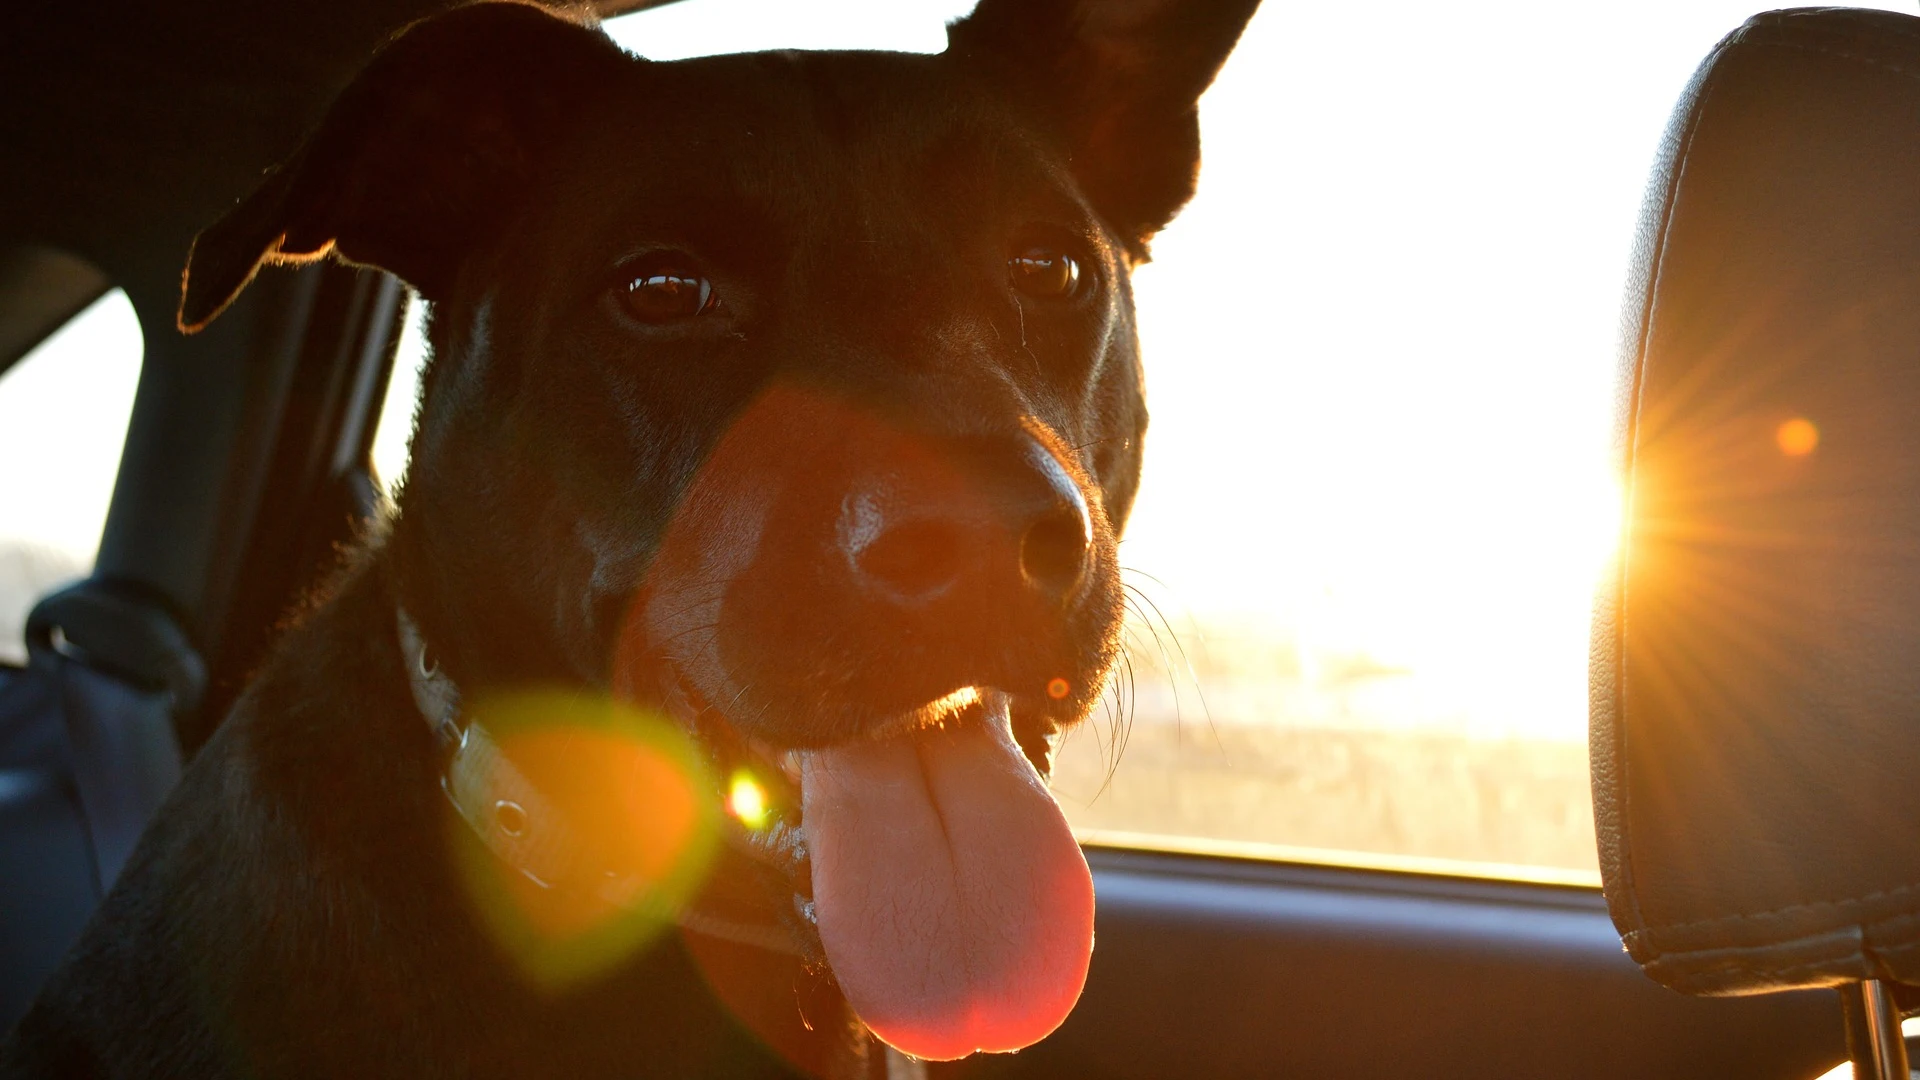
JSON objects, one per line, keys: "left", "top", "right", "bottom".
{"left": 667, "top": 677, "right": 1095, "bottom": 1062}
{"left": 609, "top": 384, "right": 1110, "bottom": 1058}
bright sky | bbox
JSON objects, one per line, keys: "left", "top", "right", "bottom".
{"left": 7, "top": 0, "right": 1913, "bottom": 732}
{"left": 0, "top": 290, "right": 141, "bottom": 558}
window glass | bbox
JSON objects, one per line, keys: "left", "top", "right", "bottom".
{"left": 371, "top": 294, "right": 428, "bottom": 500}
{"left": 0, "top": 289, "right": 143, "bottom": 665}
{"left": 1044, "top": 1, "right": 1920, "bottom": 881}
{"left": 438, "top": 0, "right": 1915, "bottom": 882}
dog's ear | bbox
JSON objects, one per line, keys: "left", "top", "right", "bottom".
{"left": 947, "top": 0, "right": 1261, "bottom": 255}
{"left": 178, "top": 3, "right": 626, "bottom": 333}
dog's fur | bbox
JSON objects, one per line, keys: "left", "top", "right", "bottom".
{"left": 0, "top": 1, "right": 1257, "bottom": 1076}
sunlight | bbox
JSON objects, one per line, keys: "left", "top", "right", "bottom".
{"left": 0, "top": 289, "right": 143, "bottom": 662}
{"left": 371, "top": 296, "right": 427, "bottom": 499}
{"left": 727, "top": 770, "right": 770, "bottom": 830}
{"left": 0, "top": 289, "right": 142, "bottom": 559}
{"left": 606, "top": 0, "right": 973, "bottom": 59}
{"left": 1810, "top": 1017, "right": 1920, "bottom": 1080}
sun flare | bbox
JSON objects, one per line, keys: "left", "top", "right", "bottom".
{"left": 727, "top": 771, "right": 770, "bottom": 829}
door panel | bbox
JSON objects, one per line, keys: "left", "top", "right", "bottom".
{"left": 951, "top": 848, "right": 1843, "bottom": 1079}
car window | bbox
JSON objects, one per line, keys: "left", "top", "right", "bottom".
{"left": 0, "top": 288, "right": 143, "bottom": 665}
{"left": 369, "top": 0, "right": 1915, "bottom": 884}
{"left": 371, "top": 294, "right": 428, "bottom": 500}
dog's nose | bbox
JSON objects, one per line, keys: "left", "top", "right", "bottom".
{"left": 846, "top": 509, "right": 967, "bottom": 605}
{"left": 840, "top": 438, "right": 1092, "bottom": 608}
{"left": 1020, "top": 504, "right": 1091, "bottom": 603}
{"left": 1018, "top": 446, "right": 1093, "bottom": 604}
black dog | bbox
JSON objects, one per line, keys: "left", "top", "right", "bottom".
{"left": 1, "top": 0, "right": 1257, "bottom": 1076}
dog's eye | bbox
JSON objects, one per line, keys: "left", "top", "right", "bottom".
{"left": 620, "top": 261, "right": 716, "bottom": 323}
{"left": 1008, "top": 246, "right": 1081, "bottom": 299}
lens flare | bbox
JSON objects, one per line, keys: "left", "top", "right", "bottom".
{"left": 727, "top": 771, "right": 770, "bottom": 829}
{"left": 447, "top": 688, "right": 718, "bottom": 989}
{"left": 1776, "top": 417, "right": 1819, "bottom": 457}
{"left": 1046, "top": 677, "right": 1070, "bottom": 700}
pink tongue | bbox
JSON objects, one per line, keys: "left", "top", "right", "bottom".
{"left": 799, "top": 696, "right": 1094, "bottom": 1061}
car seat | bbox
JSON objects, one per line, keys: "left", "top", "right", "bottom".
{"left": 1595, "top": 8, "right": 1920, "bottom": 1076}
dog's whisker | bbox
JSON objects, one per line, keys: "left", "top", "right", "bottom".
{"left": 723, "top": 681, "right": 755, "bottom": 714}
{"left": 1118, "top": 593, "right": 1183, "bottom": 729}
{"left": 1094, "top": 643, "right": 1137, "bottom": 795}
{"left": 652, "top": 623, "right": 722, "bottom": 652}
{"left": 1010, "top": 302, "right": 1045, "bottom": 381}
{"left": 1119, "top": 572, "right": 1222, "bottom": 749}
{"left": 1085, "top": 636, "right": 1137, "bottom": 798}
{"left": 1121, "top": 582, "right": 1215, "bottom": 738}
{"left": 654, "top": 617, "right": 720, "bottom": 641}
{"left": 1118, "top": 565, "right": 1178, "bottom": 592}
{"left": 1068, "top": 433, "right": 1131, "bottom": 454}
{"left": 647, "top": 584, "right": 731, "bottom": 627}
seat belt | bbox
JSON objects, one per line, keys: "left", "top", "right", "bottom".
{"left": 0, "top": 578, "right": 198, "bottom": 1028}
{"left": 23, "top": 578, "right": 200, "bottom": 892}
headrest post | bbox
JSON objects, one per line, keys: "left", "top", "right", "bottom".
{"left": 1839, "top": 980, "right": 1909, "bottom": 1080}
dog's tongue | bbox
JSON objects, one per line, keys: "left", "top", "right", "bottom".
{"left": 799, "top": 695, "right": 1094, "bottom": 1061}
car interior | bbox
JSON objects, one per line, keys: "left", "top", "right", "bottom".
{"left": 3, "top": 1, "right": 1917, "bottom": 1077}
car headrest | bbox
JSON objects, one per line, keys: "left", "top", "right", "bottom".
{"left": 1594, "top": 6, "right": 1920, "bottom": 997}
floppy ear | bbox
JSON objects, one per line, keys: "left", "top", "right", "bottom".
{"left": 947, "top": 0, "right": 1261, "bottom": 255}
{"left": 178, "top": 3, "right": 627, "bottom": 333}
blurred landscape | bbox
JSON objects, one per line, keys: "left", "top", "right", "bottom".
{"left": 1050, "top": 612, "right": 1601, "bottom": 876}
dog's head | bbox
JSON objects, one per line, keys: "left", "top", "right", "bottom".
{"left": 180, "top": 0, "right": 1256, "bottom": 1060}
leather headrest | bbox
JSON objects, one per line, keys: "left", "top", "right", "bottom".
{"left": 1594, "top": 6, "right": 1920, "bottom": 997}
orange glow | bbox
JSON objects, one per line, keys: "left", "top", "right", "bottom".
{"left": 1776, "top": 417, "right": 1819, "bottom": 457}
{"left": 450, "top": 690, "right": 717, "bottom": 988}
{"left": 1046, "top": 677, "right": 1070, "bottom": 700}
{"left": 493, "top": 728, "right": 700, "bottom": 935}
{"left": 727, "top": 771, "right": 770, "bottom": 829}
